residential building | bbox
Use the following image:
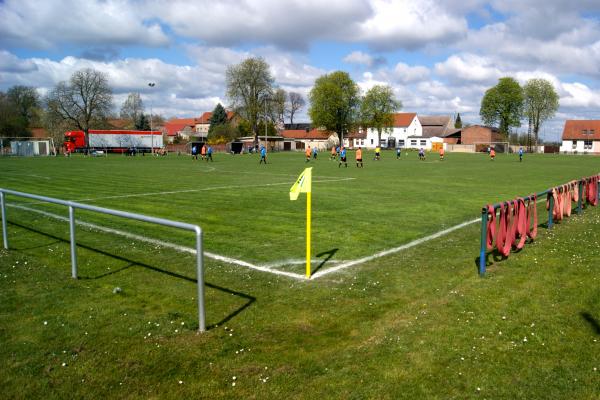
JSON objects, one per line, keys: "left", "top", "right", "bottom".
{"left": 163, "top": 118, "right": 198, "bottom": 143}
{"left": 559, "top": 120, "right": 600, "bottom": 154}
{"left": 280, "top": 128, "right": 338, "bottom": 151}
{"left": 364, "top": 112, "right": 422, "bottom": 149}
{"left": 195, "top": 111, "right": 237, "bottom": 137}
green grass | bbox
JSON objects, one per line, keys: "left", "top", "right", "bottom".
{"left": 1, "top": 151, "right": 599, "bottom": 399}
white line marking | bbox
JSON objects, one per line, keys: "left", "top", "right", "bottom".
{"left": 8, "top": 204, "right": 306, "bottom": 280}
{"left": 261, "top": 258, "right": 348, "bottom": 268}
{"left": 310, "top": 218, "right": 481, "bottom": 279}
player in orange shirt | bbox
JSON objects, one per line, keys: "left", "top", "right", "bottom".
{"left": 356, "top": 147, "right": 363, "bottom": 168}
{"left": 490, "top": 148, "right": 496, "bottom": 161}
{"left": 305, "top": 145, "right": 311, "bottom": 162}
{"left": 330, "top": 146, "right": 336, "bottom": 160}
{"left": 439, "top": 146, "right": 445, "bottom": 161}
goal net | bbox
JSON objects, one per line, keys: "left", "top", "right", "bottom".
{"left": 1, "top": 137, "right": 56, "bottom": 156}
{"left": 473, "top": 142, "right": 510, "bottom": 154}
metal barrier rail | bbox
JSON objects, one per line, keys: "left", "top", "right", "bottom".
{"left": 479, "top": 174, "right": 600, "bottom": 276}
{"left": 0, "top": 188, "right": 206, "bottom": 332}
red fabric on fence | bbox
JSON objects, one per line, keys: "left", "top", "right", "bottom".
{"left": 527, "top": 194, "right": 538, "bottom": 239}
{"left": 587, "top": 176, "right": 599, "bottom": 206}
{"left": 486, "top": 205, "right": 496, "bottom": 251}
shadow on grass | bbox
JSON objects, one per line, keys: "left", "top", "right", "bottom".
{"left": 6, "top": 221, "right": 255, "bottom": 331}
{"left": 313, "top": 248, "right": 338, "bottom": 275}
{"left": 581, "top": 312, "right": 600, "bottom": 335}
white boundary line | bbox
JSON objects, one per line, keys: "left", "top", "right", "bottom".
{"left": 7, "top": 202, "right": 481, "bottom": 281}
{"left": 310, "top": 218, "right": 481, "bottom": 279}
{"left": 8, "top": 204, "right": 306, "bottom": 280}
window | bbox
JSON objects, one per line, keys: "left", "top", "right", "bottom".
{"left": 572, "top": 140, "right": 578, "bottom": 149}
{"left": 399, "top": 140, "right": 405, "bottom": 146}
{"left": 582, "top": 129, "right": 588, "bottom": 135}
{"left": 410, "top": 139, "right": 417, "bottom": 146}
{"left": 360, "top": 139, "right": 364, "bottom": 145}
{"left": 381, "top": 139, "right": 387, "bottom": 147}
{"left": 591, "top": 130, "right": 595, "bottom": 135}
{"left": 371, "top": 139, "right": 374, "bottom": 145}
{"left": 420, "top": 140, "right": 427, "bottom": 146}
{"left": 584, "top": 140, "right": 593, "bottom": 149}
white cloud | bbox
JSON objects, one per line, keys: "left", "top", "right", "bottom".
{"left": 0, "top": 0, "right": 169, "bottom": 49}
{"left": 343, "top": 51, "right": 376, "bottom": 67}
{"left": 435, "top": 54, "right": 502, "bottom": 84}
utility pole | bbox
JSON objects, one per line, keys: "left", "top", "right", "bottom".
{"left": 148, "top": 82, "right": 155, "bottom": 154}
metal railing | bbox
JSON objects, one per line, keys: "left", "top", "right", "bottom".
{"left": 0, "top": 188, "right": 206, "bottom": 332}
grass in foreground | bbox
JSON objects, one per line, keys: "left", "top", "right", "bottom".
{"left": 0, "top": 151, "right": 599, "bottom": 398}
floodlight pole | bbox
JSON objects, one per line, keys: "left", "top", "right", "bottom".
{"left": 148, "top": 82, "right": 155, "bottom": 154}
{"left": 264, "top": 96, "right": 269, "bottom": 153}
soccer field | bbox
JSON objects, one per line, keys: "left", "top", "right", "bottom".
{"left": 1, "top": 150, "right": 598, "bottom": 277}
{"left": 1, "top": 150, "right": 599, "bottom": 399}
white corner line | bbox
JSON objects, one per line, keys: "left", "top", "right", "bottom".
{"left": 310, "top": 218, "right": 481, "bottom": 279}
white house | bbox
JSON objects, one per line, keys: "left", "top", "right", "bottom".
{"left": 559, "top": 120, "right": 600, "bottom": 154}
{"left": 364, "top": 113, "right": 423, "bottom": 149}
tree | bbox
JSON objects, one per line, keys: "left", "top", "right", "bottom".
{"left": 271, "top": 88, "right": 287, "bottom": 126}
{"left": 208, "top": 103, "right": 228, "bottom": 135}
{"left": 0, "top": 92, "right": 28, "bottom": 137}
{"left": 480, "top": 77, "right": 524, "bottom": 137}
{"left": 46, "top": 68, "right": 113, "bottom": 148}
{"left": 287, "top": 91, "right": 305, "bottom": 125}
{"left": 455, "top": 113, "right": 462, "bottom": 129}
{"left": 135, "top": 113, "right": 150, "bottom": 130}
{"left": 523, "top": 78, "right": 559, "bottom": 146}
{"left": 120, "top": 92, "right": 144, "bottom": 127}
{"left": 208, "top": 123, "right": 239, "bottom": 144}
{"left": 308, "top": 71, "right": 360, "bottom": 144}
{"left": 360, "top": 85, "right": 401, "bottom": 146}
{"left": 226, "top": 57, "right": 274, "bottom": 144}
{"left": 0, "top": 86, "right": 41, "bottom": 137}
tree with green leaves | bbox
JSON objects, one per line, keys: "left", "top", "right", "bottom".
{"left": 523, "top": 78, "right": 559, "bottom": 146}
{"left": 480, "top": 77, "right": 524, "bottom": 137}
{"left": 225, "top": 57, "right": 274, "bottom": 144}
{"left": 46, "top": 68, "right": 113, "bottom": 148}
{"left": 360, "top": 85, "right": 401, "bottom": 146}
{"left": 208, "top": 103, "right": 228, "bottom": 136}
{"left": 135, "top": 113, "right": 150, "bottom": 130}
{"left": 455, "top": 113, "right": 462, "bottom": 129}
{"left": 308, "top": 71, "right": 360, "bottom": 144}
{"left": 0, "top": 86, "right": 41, "bottom": 137}
{"left": 120, "top": 92, "right": 144, "bottom": 128}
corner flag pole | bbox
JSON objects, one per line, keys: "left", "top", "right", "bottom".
{"left": 306, "top": 189, "right": 311, "bottom": 278}
{"left": 289, "top": 167, "right": 313, "bottom": 279}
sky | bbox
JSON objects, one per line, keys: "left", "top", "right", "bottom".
{"left": 1, "top": 0, "right": 599, "bottom": 142}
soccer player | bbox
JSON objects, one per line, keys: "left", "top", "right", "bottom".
{"left": 519, "top": 147, "right": 523, "bottom": 162}
{"left": 375, "top": 146, "right": 381, "bottom": 160}
{"left": 305, "top": 145, "right": 311, "bottom": 162}
{"left": 356, "top": 147, "right": 363, "bottom": 168}
{"left": 490, "top": 148, "right": 496, "bottom": 161}
{"left": 418, "top": 148, "right": 425, "bottom": 161}
{"left": 191, "top": 145, "right": 198, "bottom": 160}
{"left": 439, "top": 146, "right": 445, "bottom": 161}
{"left": 206, "top": 145, "right": 213, "bottom": 162}
{"left": 339, "top": 146, "right": 348, "bottom": 167}
{"left": 396, "top": 147, "right": 401, "bottom": 159}
{"left": 259, "top": 145, "right": 267, "bottom": 164}
{"left": 200, "top": 144, "right": 207, "bottom": 160}
{"left": 330, "top": 146, "right": 337, "bottom": 160}
{"left": 313, "top": 146, "right": 318, "bottom": 159}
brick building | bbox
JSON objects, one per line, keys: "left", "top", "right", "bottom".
{"left": 460, "top": 125, "right": 504, "bottom": 145}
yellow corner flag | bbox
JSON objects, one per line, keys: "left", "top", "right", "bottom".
{"left": 289, "top": 167, "right": 312, "bottom": 200}
{"left": 289, "top": 167, "right": 313, "bottom": 278}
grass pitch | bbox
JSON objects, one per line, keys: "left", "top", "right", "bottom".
{"left": 0, "top": 150, "right": 599, "bottom": 398}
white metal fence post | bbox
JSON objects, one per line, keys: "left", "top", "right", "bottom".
{"left": 69, "top": 205, "right": 78, "bottom": 279}
{"left": 1, "top": 191, "right": 8, "bottom": 249}
{"left": 196, "top": 227, "right": 206, "bottom": 332}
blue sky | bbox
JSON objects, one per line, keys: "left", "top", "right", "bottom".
{"left": 1, "top": 0, "right": 599, "bottom": 141}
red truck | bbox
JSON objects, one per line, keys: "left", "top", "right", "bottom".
{"left": 64, "top": 130, "right": 163, "bottom": 154}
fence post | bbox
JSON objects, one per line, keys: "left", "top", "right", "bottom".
{"left": 479, "top": 207, "right": 488, "bottom": 276}
{"left": 195, "top": 227, "right": 206, "bottom": 332}
{"left": 577, "top": 180, "right": 583, "bottom": 214}
{"left": 68, "top": 205, "right": 78, "bottom": 279}
{"left": 548, "top": 193, "right": 554, "bottom": 229}
{"left": 1, "top": 191, "right": 8, "bottom": 249}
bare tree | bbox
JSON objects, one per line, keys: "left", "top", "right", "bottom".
{"left": 287, "top": 92, "right": 305, "bottom": 125}
{"left": 120, "top": 92, "right": 144, "bottom": 128}
{"left": 46, "top": 68, "right": 113, "bottom": 149}
{"left": 226, "top": 57, "right": 274, "bottom": 144}
{"left": 271, "top": 88, "right": 287, "bottom": 127}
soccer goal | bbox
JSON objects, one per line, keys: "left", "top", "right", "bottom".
{"left": 473, "top": 142, "right": 510, "bottom": 154}
{"left": 0, "top": 137, "right": 56, "bottom": 156}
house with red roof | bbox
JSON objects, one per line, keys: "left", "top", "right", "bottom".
{"left": 559, "top": 120, "right": 600, "bottom": 154}
{"left": 163, "top": 118, "right": 199, "bottom": 143}
{"left": 195, "top": 111, "right": 237, "bottom": 137}
{"left": 363, "top": 112, "right": 423, "bottom": 149}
